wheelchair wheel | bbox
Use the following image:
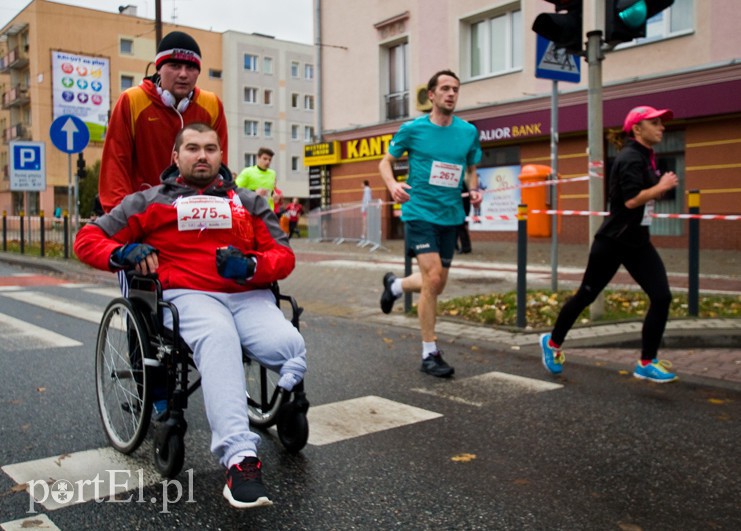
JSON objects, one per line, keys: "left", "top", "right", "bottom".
{"left": 95, "top": 298, "right": 153, "bottom": 454}
{"left": 244, "top": 358, "right": 285, "bottom": 429}
{"left": 154, "top": 433, "right": 185, "bottom": 479}
{"left": 277, "top": 401, "right": 309, "bottom": 453}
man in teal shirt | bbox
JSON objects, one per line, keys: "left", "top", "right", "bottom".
{"left": 236, "top": 147, "right": 277, "bottom": 210}
{"left": 379, "top": 70, "right": 482, "bottom": 378}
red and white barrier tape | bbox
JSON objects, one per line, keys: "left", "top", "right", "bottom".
{"left": 463, "top": 174, "right": 594, "bottom": 197}
{"left": 468, "top": 210, "right": 741, "bottom": 222}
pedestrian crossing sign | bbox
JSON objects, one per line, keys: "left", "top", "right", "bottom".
{"left": 535, "top": 35, "right": 581, "bottom": 83}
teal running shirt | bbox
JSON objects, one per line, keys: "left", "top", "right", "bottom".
{"left": 388, "top": 115, "right": 481, "bottom": 226}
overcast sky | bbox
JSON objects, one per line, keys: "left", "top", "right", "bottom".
{"left": 0, "top": 0, "right": 314, "bottom": 44}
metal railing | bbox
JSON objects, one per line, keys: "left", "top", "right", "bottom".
{"left": 2, "top": 211, "right": 76, "bottom": 258}
{"left": 384, "top": 91, "right": 409, "bottom": 121}
{"left": 307, "top": 200, "right": 385, "bottom": 252}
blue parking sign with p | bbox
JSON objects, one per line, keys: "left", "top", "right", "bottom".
{"left": 10, "top": 141, "right": 46, "bottom": 191}
{"left": 13, "top": 144, "right": 42, "bottom": 170}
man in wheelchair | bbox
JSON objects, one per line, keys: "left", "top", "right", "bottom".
{"left": 74, "top": 122, "right": 307, "bottom": 509}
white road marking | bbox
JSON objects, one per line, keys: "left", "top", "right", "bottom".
{"left": 307, "top": 395, "right": 442, "bottom": 446}
{"left": 412, "top": 371, "right": 562, "bottom": 406}
{"left": 1, "top": 291, "right": 103, "bottom": 324}
{"left": 410, "top": 387, "right": 484, "bottom": 407}
{"left": 2, "top": 448, "right": 162, "bottom": 511}
{"left": 81, "top": 287, "right": 121, "bottom": 299}
{"left": 0, "top": 313, "right": 82, "bottom": 349}
{"left": 466, "top": 371, "right": 564, "bottom": 392}
{"left": 1, "top": 513, "right": 61, "bottom": 531}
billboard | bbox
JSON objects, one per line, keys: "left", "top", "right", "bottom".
{"left": 470, "top": 165, "right": 521, "bottom": 232}
{"left": 51, "top": 51, "right": 111, "bottom": 143}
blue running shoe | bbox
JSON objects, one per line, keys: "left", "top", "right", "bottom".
{"left": 540, "top": 333, "right": 564, "bottom": 375}
{"left": 633, "top": 359, "right": 678, "bottom": 383}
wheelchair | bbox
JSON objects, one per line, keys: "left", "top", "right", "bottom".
{"left": 94, "top": 274, "right": 310, "bottom": 479}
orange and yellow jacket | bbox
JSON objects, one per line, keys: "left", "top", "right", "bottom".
{"left": 98, "top": 77, "right": 228, "bottom": 212}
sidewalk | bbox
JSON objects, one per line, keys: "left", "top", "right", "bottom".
{"left": 1, "top": 240, "right": 739, "bottom": 389}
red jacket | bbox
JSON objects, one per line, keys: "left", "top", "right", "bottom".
{"left": 98, "top": 78, "right": 228, "bottom": 213}
{"left": 75, "top": 165, "right": 294, "bottom": 293}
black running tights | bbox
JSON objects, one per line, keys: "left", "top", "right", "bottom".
{"left": 551, "top": 236, "right": 672, "bottom": 360}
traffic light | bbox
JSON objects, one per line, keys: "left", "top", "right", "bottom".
{"left": 605, "top": 0, "right": 674, "bottom": 45}
{"left": 532, "top": 0, "right": 583, "bottom": 55}
{"left": 76, "top": 153, "right": 86, "bottom": 181}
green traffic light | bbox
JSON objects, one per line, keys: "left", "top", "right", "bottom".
{"left": 618, "top": 0, "right": 647, "bottom": 29}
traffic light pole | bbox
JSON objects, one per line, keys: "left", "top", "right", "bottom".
{"left": 586, "top": 27, "right": 605, "bottom": 319}
{"left": 550, "top": 80, "right": 559, "bottom": 292}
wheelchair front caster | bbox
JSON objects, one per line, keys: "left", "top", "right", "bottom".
{"left": 277, "top": 394, "right": 309, "bottom": 453}
{"left": 153, "top": 418, "right": 186, "bottom": 478}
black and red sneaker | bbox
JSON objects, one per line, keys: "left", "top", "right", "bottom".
{"left": 223, "top": 457, "right": 273, "bottom": 509}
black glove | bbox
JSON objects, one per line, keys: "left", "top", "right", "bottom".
{"left": 216, "top": 246, "right": 257, "bottom": 282}
{"left": 110, "top": 243, "right": 157, "bottom": 269}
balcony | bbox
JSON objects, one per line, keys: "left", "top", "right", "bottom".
{"left": 3, "top": 122, "right": 32, "bottom": 143}
{"left": 0, "top": 46, "right": 29, "bottom": 72}
{"left": 385, "top": 90, "right": 409, "bottom": 121}
{"left": 1, "top": 84, "right": 30, "bottom": 109}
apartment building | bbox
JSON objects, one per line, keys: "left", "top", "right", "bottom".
{"left": 313, "top": 0, "right": 741, "bottom": 250}
{"left": 222, "top": 31, "right": 316, "bottom": 199}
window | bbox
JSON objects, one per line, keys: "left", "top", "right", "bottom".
{"left": 304, "top": 126, "right": 314, "bottom": 142}
{"left": 291, "top": 93, "right": 299, "bottom": 108}
{"left": 121, "top": 75, "right": 135, "bottom": 90}
{"left": 263, "top": 57, "right": 273, "bottom": 74}
{"left": 304, "top": 64, "right": 314, "bottom": 80}
{"left": 244, "top": 120, "right": 258, "bottom": 137}
{"left": 465, "top": 7, "right": 522, "bottom": 79}
{"left": 384, "top": 41, "right": 409, "bottom": 120}
{"left": 291, "top": 124, "right": 300, "bottom": 140}
{"left": 304, "top": 95, "right": 314, "bottom": 110}
{"left": 291, "top": 61, "right": 300, "bottom": 78}
{"left": 120, "top": 38, "right": 134, "bottom": 55}
{"left": 291, "top": 156, "right": 300, "bottom": 171}
{"left": 209, "top": 69, "right": 222, "bottom": 79}
{"left": 264, "top": 121, "right": 273, "bottom": 138}
{"left": 244, "top": 153, "right": 256, "bottom": 167}
{"left": 244, "top": 54, "right": 259, "bottom": 71}
{"left": 264, "top": 89, "right": 273, "bottom": 105}
{"left": 637, "top": 0, "right": 693, "bottom": 43}
{"left": 243, "top": 87, "right": 258, "bottom": 103}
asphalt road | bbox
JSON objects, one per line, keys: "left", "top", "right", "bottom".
{"left": 0, "top": 262, "right": 740, "bottom": 530}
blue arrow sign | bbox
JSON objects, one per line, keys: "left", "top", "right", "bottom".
{"left": 49, "top": 114, "right": 90, "bottom": 154}
{"left": 535, "top": 35, "right": 581, "bottom": 83}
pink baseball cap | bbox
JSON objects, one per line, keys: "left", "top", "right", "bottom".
{"left": 622, "top": 106, "right": 673, "bottom": 134}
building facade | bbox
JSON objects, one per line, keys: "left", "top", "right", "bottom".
{"left": 314, "top": 0, "right": 741, "bottom": 250}
{"left": 222, "top": 31, "right": 315, "bottom": 199}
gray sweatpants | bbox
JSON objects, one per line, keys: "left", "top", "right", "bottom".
{"left": 162, "top": 288, "right": 307, "bottom": 467}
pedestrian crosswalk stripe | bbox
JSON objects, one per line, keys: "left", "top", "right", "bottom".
{"left": 81, "top": 287, "right": 121, "bottom": 299}
{"left": 0, "top": 513, "right": 61, "bottom": 531}
{"left": 0, "top": 313, "right": 82, "bottom": 350}
{"left": 467, "top": 371, "right": 563, "bottom": 391}
{"left": 1, "top": 291, "right": 103, "bottom": 324}
{"left": 412, "top": 371, "right": 562, "bottom": 406}
{"left": 306, "top": 395, "right": 442, "bottom": 446}
{"left": 1, "top": 448, "right": 161, "bottom": 512}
